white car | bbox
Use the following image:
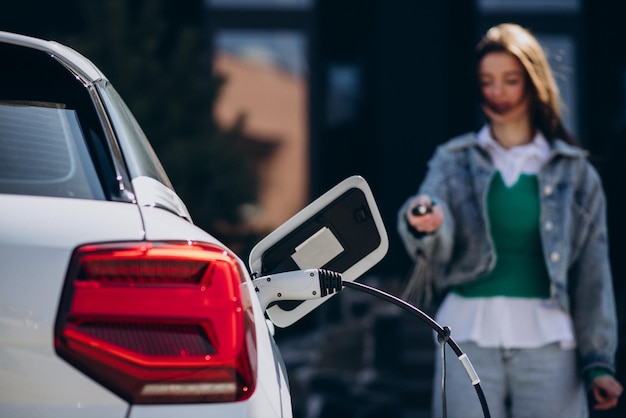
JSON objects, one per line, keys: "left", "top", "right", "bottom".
{"left": 0, "top": 31, "right": 388, "bottom": 417}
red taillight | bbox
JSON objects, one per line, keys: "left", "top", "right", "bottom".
{"left": 54, "top": 242, "right": 257, "bottom": 404}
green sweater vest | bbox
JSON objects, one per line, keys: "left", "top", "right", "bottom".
{"left": 453, "top": 173, "right": 551, "bottom": 298}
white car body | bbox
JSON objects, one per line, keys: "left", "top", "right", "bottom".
{"left": 0, "top": 31, "right": 387, "bottom": 417}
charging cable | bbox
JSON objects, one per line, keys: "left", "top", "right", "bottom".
{"left": 341, "top": 280, "right": 491, "bottom": 418}
{"left": 253, "top": 270, "right": 491, "bottom": 418}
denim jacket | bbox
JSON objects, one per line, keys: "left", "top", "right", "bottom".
{"left": 397, "top": 132, "right": 618, "bottom": 374}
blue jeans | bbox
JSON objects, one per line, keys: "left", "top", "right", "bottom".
{"left": 431, "top": 342, "right": 588, "bottom": 418}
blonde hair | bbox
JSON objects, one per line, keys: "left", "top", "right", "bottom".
{"left": 476, "top": 23, "right": 576, "bottom": 144}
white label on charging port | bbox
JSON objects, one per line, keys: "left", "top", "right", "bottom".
{"left": 291, "top": 226, "right": 344, "bottom": 269}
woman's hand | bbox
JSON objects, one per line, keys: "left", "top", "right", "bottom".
{"left": 405, "top": 195, "right": 444, "bottom": 234}
{"left": 591, "top": 375, "right": 623, "bottom": 410}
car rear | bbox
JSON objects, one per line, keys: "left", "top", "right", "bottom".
{"left": 0, "top": 196, "right": 143, "bottom": 417}
{"left": 0, "top": 31, "right": 291, "bottom": 418}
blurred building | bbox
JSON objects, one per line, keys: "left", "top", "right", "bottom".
{"left": 205, "top": 0, "right": 626, "bottom": 279}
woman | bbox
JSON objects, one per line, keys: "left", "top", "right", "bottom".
{"left": 397, "top": 23, "right": 622, "bottom": 417}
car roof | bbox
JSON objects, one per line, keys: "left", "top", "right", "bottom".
{"left": 0, "top": 30, "right": 106, "bottom": 86}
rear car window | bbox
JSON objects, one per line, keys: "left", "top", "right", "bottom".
{"left": 0, "top": 102, "right": 105, "bottom": 199}
{"left": 98, "top": 85, "right": 174, "bottom": 190}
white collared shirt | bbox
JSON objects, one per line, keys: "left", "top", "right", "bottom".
{"left": 477, "top": 124, "right": 551, "bottom": 186}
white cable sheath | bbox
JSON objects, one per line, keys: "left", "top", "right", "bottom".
{"left": 459, "top": 353, "right": 481, "bottom": 386}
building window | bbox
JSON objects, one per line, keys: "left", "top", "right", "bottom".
{"left": 207, "top": 0, "right": 311, "bottom": 8}
{"left": 537, "top": 34, "right": 577, "bottom": 136}
{"left": 477, "top": 0, "right": 579, "bottom": 12}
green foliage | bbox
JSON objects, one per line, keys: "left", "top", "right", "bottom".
{"left": 60, "top": 0, "right": 256, "bottom": 237}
